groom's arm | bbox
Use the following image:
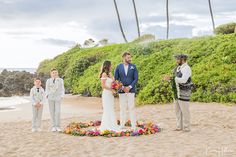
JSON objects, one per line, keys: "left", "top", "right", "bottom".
{"left": 130, "top": 65, "right": 138, "bottom": 89}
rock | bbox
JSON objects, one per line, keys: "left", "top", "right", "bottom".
{"left": 0, "top": 83, "right": 3, "bottom": 90}
{"left": 0, "top": 70, "right": 49, "bottom": 97}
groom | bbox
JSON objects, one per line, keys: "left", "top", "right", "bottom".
{"left": 115, "top": 52, "right": 138, "bottom": 130}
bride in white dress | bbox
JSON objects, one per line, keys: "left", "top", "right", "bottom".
{"left": 99, "top": 61, "right": 121, "bottom": 132}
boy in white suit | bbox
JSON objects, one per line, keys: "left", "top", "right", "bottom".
{"left": 30, "top": 78, "right": 45, "bottom": 132}
{"left": 46, "top": 68, "right": 65, "bottom": 132}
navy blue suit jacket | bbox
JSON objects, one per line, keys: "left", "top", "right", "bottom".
{"left": 114, "top": 63, "right": 138, "bottom": 93}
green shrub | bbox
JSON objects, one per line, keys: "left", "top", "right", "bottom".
{"left": 214, "top": 22, "right": 236, "bottom": 35}
{"left": 132, "top": 34, "right": 155, "bottom": 43}
{"left": 37, "top": 34, "right": 236, "bottom": 105}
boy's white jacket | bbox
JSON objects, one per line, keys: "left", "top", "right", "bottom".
{"left": 45, "top": 77, "right": 65, "bottom": 100}
{"left": 30, "top": 86, "right": 46, "bottom": 106}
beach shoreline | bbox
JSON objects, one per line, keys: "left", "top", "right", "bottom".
{"left": 0, "top": 95, "right": 104, "bottom": 122}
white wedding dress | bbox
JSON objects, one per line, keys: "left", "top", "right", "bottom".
{"left": 99, "top": 77, "right": 121, "bottom": 132}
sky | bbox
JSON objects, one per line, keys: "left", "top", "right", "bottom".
{"left": 0, "top": 0, "right": 235, "bottom": 68}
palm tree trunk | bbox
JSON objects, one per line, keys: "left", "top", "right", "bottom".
{"left": 208, "top": 0, "right": 215, "bottom": 31}
{"left": 113, "top": 0, "right": 128, "bottom": 43}
{"left": 166, "top": 0, "right": 169, "bottom": 39}
{"left": 132, "top": 0, "right": 141, "bottom": 37}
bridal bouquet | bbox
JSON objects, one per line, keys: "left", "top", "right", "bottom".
{"left": 111, "top": 80, "right": 123, "bottom": 92}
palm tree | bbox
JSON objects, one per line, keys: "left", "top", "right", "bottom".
{"left": 208, "top": 0, "right": 215, "bottom": 32}
{"left": 113, "top": 0, "right": 128, "bottom": 43}
{"left": 132, "top": 0, "right": 141, "bottom": 37}
{"left": 166, "top": 0, "right": 169, "bottom": 39}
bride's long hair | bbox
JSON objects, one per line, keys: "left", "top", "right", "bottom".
{"left": 100, "top": 60, "right": 111, "bottom": 78}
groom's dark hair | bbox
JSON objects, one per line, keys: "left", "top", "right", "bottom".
{"left": 122, "top": 52, "right": 131, "bottom": 58}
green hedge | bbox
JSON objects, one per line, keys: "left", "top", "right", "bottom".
{"left": 37, "top": 34, "right": 236, "bottom": 105}
{"left": 214, "top": 22, "right": 236, "bottom": 35}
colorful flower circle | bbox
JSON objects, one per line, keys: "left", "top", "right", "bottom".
{"left": 63, "top": 120, "right": 161, "bottom": 137}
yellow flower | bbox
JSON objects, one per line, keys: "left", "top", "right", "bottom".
{"left": 101, "top": 130, "right": 110, "bottom": 135}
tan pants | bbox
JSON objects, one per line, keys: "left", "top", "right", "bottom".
{"left": 175, "top": 99, "right": 190, "bottom": 131}
{"left": 119, "top": 93, "right": 136, "bottom": 129}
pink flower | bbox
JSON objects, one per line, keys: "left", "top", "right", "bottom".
{"left": 138, "top": 129, "right": 144, "bottom": 134}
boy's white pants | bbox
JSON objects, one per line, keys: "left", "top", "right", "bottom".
{"left": 119, "top": 93, "right": 136, "bottom": 129}
{"left": 48, "top": 100, "right": 61, "bottom": 128}
{"left": 32, "top": 105, "right": 43, "bottom": 129}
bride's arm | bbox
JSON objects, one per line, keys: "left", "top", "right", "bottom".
{"left": 101, "top": 73, "right": 112, "bottom": 91}
{"left": 110, "top": 72, "right": 115, "bottom": 81}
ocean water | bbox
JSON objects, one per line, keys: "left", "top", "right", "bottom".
{"left": 0, "top": 68, "right": 36, "bottom": 73}
{"left": 0, "top": 68, "right": 36, "bottom": 109}
{"left": 0, "top": 96, "right": 30, "bottom": 109}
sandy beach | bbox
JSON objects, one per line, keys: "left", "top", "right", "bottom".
{"left": 0, "top": 95, "right": 235, "bottom": 157}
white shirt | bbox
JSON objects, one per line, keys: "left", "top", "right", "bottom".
{"left": 124, "top": 64, "right": 129, "bottom": 76}
{"left": 175, "top": 63, "right": 192, "bottom": 84}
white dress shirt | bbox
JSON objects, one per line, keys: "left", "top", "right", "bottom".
{"left": 124, "top": 64, "right": 129, "bottom": 76}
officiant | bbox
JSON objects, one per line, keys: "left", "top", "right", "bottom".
{"left": 164, "top": 54, "right": 193, "bottom": 132}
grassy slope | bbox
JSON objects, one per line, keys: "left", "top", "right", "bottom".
{"left": 37, "top": 34, "right": 236, "bottom": 105}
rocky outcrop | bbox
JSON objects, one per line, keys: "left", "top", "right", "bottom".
{"left": 0, "top": 69, "right": 49, "bottom": 97}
